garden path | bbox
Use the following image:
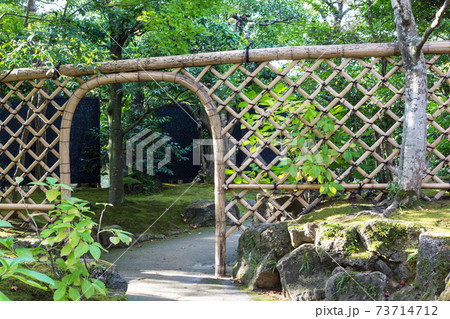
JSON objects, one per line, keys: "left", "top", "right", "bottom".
{"left": 103, "top": 227, "right": 252, "bottom": 301}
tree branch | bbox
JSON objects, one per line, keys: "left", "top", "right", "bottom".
{"left": 258, "top": 18, "right": 292, "bottom": 26}
{"left": 417, "top": 0, "right": 450, "bottom": 52}
{"left": 0, "top": 12, "right": 47, "bottom": 22}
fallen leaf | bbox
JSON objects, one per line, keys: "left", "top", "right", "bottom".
{"left": 399, "top": 280, "right": 405, "bottom": 286}
{"left": 385, "top": 291, "right": 390, "bottom": 297}
{"left": 181, "top": 246, "right": 185, "bottom": 249}
{"left": 10, "top": 286, "right": 18, "bottom": 292}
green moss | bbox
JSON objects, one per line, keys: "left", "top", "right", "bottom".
{"left": 320, "top": 223, "right": 363, "bottom": 255}
{"left": 348, "top": 251, "right": 372, "bottom": 260}
{"left": 364, "top": 221, "right": 422, "bottom": 252}
{"left": 321, "top": 223, "right": 345, "bottom": 239}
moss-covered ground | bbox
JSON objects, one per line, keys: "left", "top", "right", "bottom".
{"left": 295, "top": 198, "right": 450, "bottom": 236}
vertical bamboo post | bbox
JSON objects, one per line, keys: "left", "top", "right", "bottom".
{"left": 214, "top": 136, "right": 227, "bottom": 277}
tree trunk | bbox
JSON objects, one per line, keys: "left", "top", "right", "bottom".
{"left": 107, "top": 82, "right": 125, "bottom": 204}
{"left": 389, "top": 0, "right": 429, "bottom": 208}
{"left": 107, "top": 30, "right": 126, "bottom": 204}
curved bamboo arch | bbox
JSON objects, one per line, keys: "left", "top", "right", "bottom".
{"left": 60, "top": 71, "right": 227, "bottom": 276}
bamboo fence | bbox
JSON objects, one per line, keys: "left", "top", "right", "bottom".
{"left": 0, "top": 41, "right": 449, "bottom": 277}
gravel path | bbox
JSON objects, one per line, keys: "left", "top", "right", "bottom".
{"left": 103, "top": 227, "right": 252, "bottom": 301}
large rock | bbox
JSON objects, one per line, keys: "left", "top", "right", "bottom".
{"left": 325, "top": 271, "right": 387, "bottom": 301}
{"left": 277, "top": 244, "right": 329, "bottom": 300}
{"left": 315, "top": 223, "right": 376, "bottom": 270}
{"left": 90, "top": 263, "right": 128, "bottom": 296}
{"left": 232, "top": 222, "right": 293, "bottom": 289}
{"left": 359, "top": 220, "right": 423, "bottom": 281}
{"left": 415, "top": 234, "right": 450, "bottom": 300}
{"left": 184, "top": 199, "right": 239, "bottom": 227}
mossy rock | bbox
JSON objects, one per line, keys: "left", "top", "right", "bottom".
{"left": 389, "top": 285, "right": 421, "bottom": 301}
{"left": 415, "top": 234, "right": 450, "bottom": 300}
{"left": 359, "top": 220, "right": 423, "bottom": 262}
{"left": 232, "top": 222, "right": 292, "bottom": 288}
{"left": 277, "top": 244, "right": 329, "bottom": 300}
{"left": 325, "top": 271, "right": 387, "bottom": 301}
{"left": 315, "top": 223, "right": 373, "bottom": 269}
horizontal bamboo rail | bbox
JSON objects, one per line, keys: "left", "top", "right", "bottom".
{"left": 225, "top": 183, "right": 450, "bottom": 190}
{"left": 0, "top": 204, "right": 55, "bottom": 211}
{"left": 1, "top": 41, "right": 449, "bottom": 82}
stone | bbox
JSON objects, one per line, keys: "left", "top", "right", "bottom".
{"left": 359, "top": 220, "right": 423, "bottom": 262}
{"left": 288, "top": 222, "right": 318, "bottom": 248}
{"left": 253, "top": 253, "right": 281, "bottom": 289}
{"left": 184, "top": 199, "right": 240, "bottom": 227}
{"left": 415, "top": 233, "right": 450, "bottom": 300}
{"left": 374, "top": 260, "right": 394, "bottom": 279}
{"left": 325, "top": 271, "right": 387, "bottom": 301}
{"left": 232, "top": 222, "right": 293, "bottom": 288}
{"left": 389, "top": 285, "right": 421, "bottom": 301}
{"left": 277, "top": 244, "right": 329, "bottom": 301}
{"left": 359, "top": 220, "right": 423, "bottom": 281}
{"left": 315, "top": 223, "right": 376, "bottom": 270}
{"left": 91, "top": 266, "right": 128, "bottom": 295}
{"left": 254, "top": 194, "right": 305, "bottom": 223}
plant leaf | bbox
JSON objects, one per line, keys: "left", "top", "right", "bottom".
{"left": 68, "top": 287, "right": 81, "bottom": 301}
{"left": 89, "top": 245, "right": 101, "bottom": 260}
{"left": 61, "top": 245, "right": 73, "bottom": 257}
{"left": 54, "top": 286, "right": 67, "bottom": 301}
{"left": 46, "top": 189, "right": 60, "bottom": 202}
{"left": 15, "top": 268, "right": 55, "bottom": 286}
{"left": 0, "top": 291, "right": 10, "bottom": 301}
{"left": 74, "top": 242, "right": 89, "bottom": 258}
{"left": 82, "top": 280, "right": 94, "bottom": 299}
{"left": 0, "top": 220, "right": 12, "bottom": 228}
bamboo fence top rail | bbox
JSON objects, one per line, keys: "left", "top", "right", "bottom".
{"left": 1, "top": 41, "right": 449, "bottom": 82}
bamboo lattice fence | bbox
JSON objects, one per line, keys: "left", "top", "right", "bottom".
{"left": 0, "top": 41, "right": 449, "bottom": 276}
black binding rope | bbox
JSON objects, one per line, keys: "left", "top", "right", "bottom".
{"left": 52, "top": 62, "right": 61, "bottom": 80}
{"left": 0, "top": 65, "right": 16, "bottom": 83}
{"left": 245, "top": 45, "right": 251, "bottom": 66}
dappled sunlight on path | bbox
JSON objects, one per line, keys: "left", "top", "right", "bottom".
{"left": 103, "top": 228, "right": 251, "bottom": 301}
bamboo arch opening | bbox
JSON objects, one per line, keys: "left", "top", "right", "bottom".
{"left": 60, "top": 71, "right": 227, "bottom": 277}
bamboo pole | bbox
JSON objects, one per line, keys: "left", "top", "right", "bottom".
{"left": 1, "top": 41, "right": 449, "bottom": 82}
{"left": 0, "top": 204, "right": 55, "bottom": 211}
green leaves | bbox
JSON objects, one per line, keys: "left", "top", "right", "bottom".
{"left": 320, "top": 182, "right": 345, "bottom": 197}
{"left": 0, "top": 220, "right": 12, "bottom": 228}
{"left": 11, "top": 179, "right": 134, "bottom": 301}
